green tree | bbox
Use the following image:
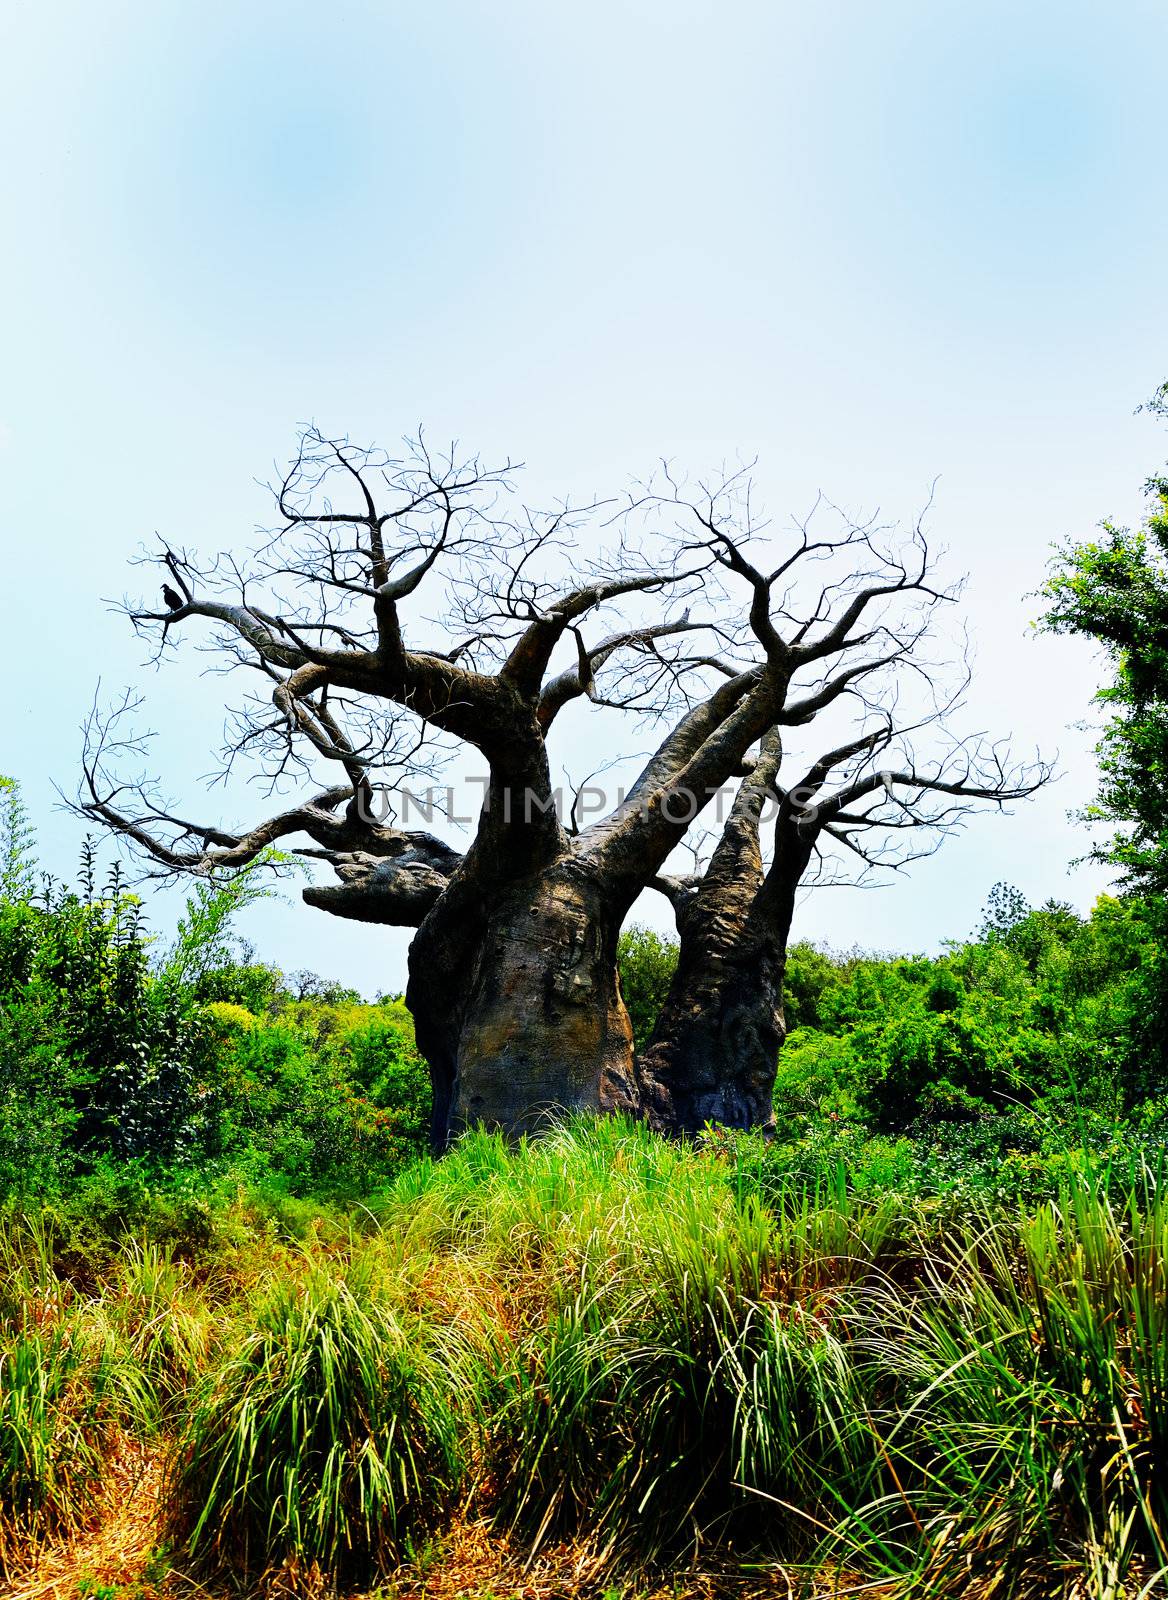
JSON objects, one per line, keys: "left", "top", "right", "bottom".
{"left": 162, "top": 852, "right": 287, "bottom": 987}
{"left": 1040, "top": 383, "right": 1168, "bottom": 892}
{"left": 1039, "top": 385, "right": 1168, "bottom": 1097}
{"left": 616, "top": 926, "right": 678, "bottom": 1053}
{"left": 0, "top": 775, "right": 37, "bottom": 902}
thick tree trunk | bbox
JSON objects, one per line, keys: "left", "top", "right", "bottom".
{"left": 633, "top": 934, "right": 777, "bottom": 1132}
{"left": 407, "top": 852, "right": 639, "bottom": 1150}
{"left": 637, "top": 908, "right": 789, "bottom": 1136}
{"left": 637, "top": 742, "right": 808, "bottom": 1135}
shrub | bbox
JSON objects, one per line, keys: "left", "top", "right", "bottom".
{"left": 0, "top": 853, "right": 218, "bottom": 1173}
{"left": 616, "top": 925, "right": 678, "bottom": 1051}
{"left": 210, "top": 1002, "right": 429, "bottom": 1196}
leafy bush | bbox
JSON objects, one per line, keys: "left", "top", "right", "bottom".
{"left": 616, "top": 925, "right": 678, "bottom": 1052}
{"left": 0, "top": 781, "right": 432, "bottom": 1214}
{"left": 0, "top": 853, "right": 218, "bottom": 1181}
{"left": 772, "top": 890, "right": 1163, "bottom": 1135}
{"left": 208, "top": 997, "right": 429, "bottom": 1196}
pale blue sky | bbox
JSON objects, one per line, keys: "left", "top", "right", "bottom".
{"left": 2, "top": 1, "right": 1166, "bottom": 994}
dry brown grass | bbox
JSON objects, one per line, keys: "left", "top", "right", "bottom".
{"left": 2, "top": 1456, "right": 848, "bottom": 1600}
{"left": 4, "top": 1437, "right": 164, "bottom": 1600}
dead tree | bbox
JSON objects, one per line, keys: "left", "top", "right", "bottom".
{"left": 78, "top": 428, "right": 988, "bottom": 1148}
{"left": 638, "top": 709, "right": 1051, "bottom": 1134}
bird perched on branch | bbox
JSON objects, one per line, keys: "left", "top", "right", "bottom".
{"left": 162, "top": 583, "right": 184, "bottom": 611}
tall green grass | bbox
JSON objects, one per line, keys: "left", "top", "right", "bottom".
{"left": 850, "top": 1181, "right": 1168, "bottom": 1595}
{"left": 372, "top": 1119, "right": 899, "bottom": 1563}
{"left": 0, "top": 1221, "right": 154, "bottom": 1571}
{"left": 107, "top": 1240, "right": 215, "bottom": 1416}
{"left": 2, "top": 1116, "right": 1165, "bottom": 1597}
{"left": 167, "top": 1257, "right": 464, "bottom": 1582}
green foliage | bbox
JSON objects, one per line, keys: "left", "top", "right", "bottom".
{"left": 774, "top": 887, "right": 1164, "bottom": 1134}
{"left": 106, "top": 1240, "right": 214, "bottom": 1407}
{"left": 287, "top": 968, "right": 364, "bottom": 1004}
{"left": 858, "top": 1179, "right": 1168, "bottom": 1592}
{"left": 977, "top": 877, "right": 1031, "bottom": 941}
{"left": 0, "top": 852, "right": 218, "bottom": 1194}
{"left": 1034, "top": 390, "right": 1168, "bottom": 1107}
{"left": 1039, "top": 382, "right": 1168, "bottom": 895}
{"left": 614, "top": 900, "right": 1157, "bottom": 1146}
{"left": 616, "top": 924, "right": 677, "bottom": 1051}
{"left": 161, "top": 853, "right": 285, "bottom": 987}
{"left": 3, "top": 782, "right": 1168, "bottom": 1593}
{"left": 194, "top": 956, "right": 285, "bottom": 1014}
{"left": 397, "top": 1120, "right": 1168, "bottom": 1586}
{"left": 0, "top": 776, "right": 36, "bottom": 904}
{"left": 0, "top": 805, "right": 432, "bottom": 1214}
{"left": 207, "top": 996, "right": 430, "bottom": 1195}
{"left": 378, "top": 1118, "right": 886, "bottom": 1563}
{"left": 783, "top": 938, "right": 850, "bottom": 1030}
{"left": 0, "top": 1328, "right": 116, "bottom": 1540}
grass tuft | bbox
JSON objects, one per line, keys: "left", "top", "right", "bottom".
{"left": 165, "top": 1255, "right": 463, "bottom": 1582}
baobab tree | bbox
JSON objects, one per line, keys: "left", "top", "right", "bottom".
{"left": 79, "top": 427, "right": 1036, "bottom": 1147}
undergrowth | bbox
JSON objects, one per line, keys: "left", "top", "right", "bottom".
{"left": 1, "top": 1116, "right": 1165, "bottom": 1598}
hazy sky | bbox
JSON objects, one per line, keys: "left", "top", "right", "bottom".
{"left": 2, "top": 1, "right": 1166, "bottom": 996}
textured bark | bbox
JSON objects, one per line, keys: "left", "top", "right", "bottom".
{"left": 302, "top": 832, "right": 462, "bottom": 925}
{"left": 638, "top": 857, "right": 811, "bottom": 1134}
{"left": 638, "top": 920, "right": 788, "bottom": 1135}
{"left": 407, "top": 853, "right": 638, "bottom": 1149}
{"left": 393, "top": 686, "right": 787, "bottom": 1149}
{"left": 637, "top": 738, "right": 803, "bottom": 1134}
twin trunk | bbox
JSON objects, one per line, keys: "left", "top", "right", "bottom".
{"left": 405, "top": 841, "right": 801, "bottom": 1151}
{"left": 637, "top": 790, "right": 808, "bottom": 1135}
{"left": 636, "top": 920, "right": 788, "bottom": 1136}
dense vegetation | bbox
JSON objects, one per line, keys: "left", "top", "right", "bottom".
{"left": 6, "top": 760, "right": 1166, "bottom": 1232}
{"left": 0, "top": 779, "right": 429, "bottom": 1228}
{"left": 1039, "top": 382, "right": 1168, "bottom": 898}
{"left": 2, "top": 765, "right": 1167, "bottom": 1595}
{"left": 5, "top": 408, "right": 1168, "bottom": 1597}
{"left": 1, "top": 1120, "right": 1165, "bottom": 1598}
{"left": 622, "top": 889, "right": 1168, "bottom": 1196}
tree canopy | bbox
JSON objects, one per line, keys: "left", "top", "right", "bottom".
{"left": 1041, "top": 383, "right": 1168, "bottom": 892}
